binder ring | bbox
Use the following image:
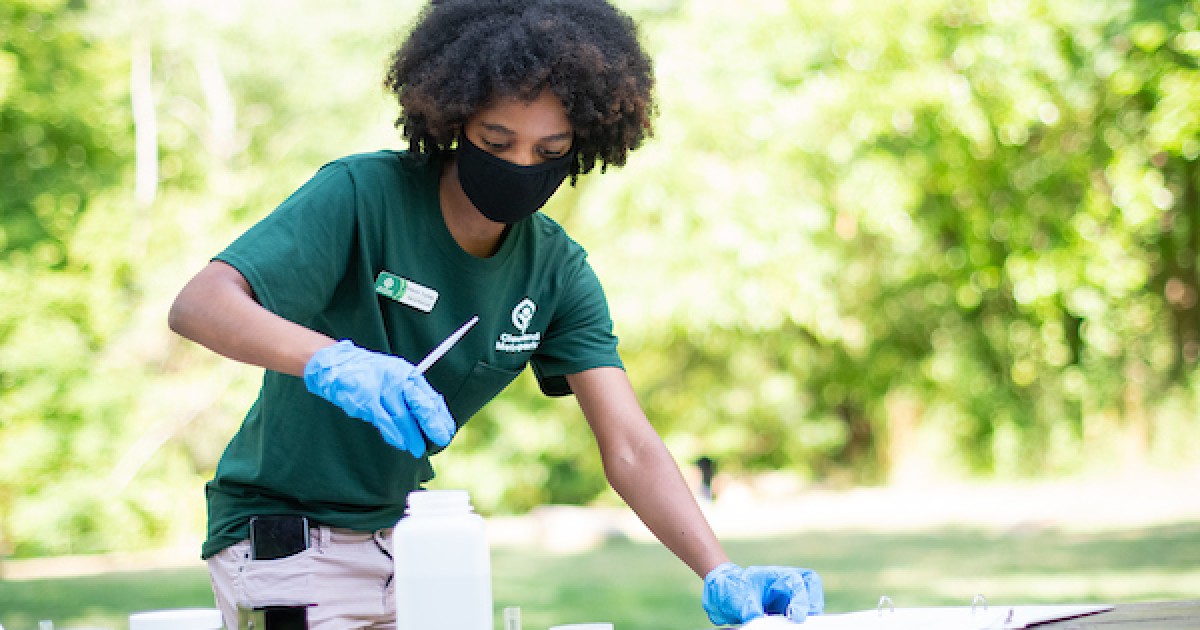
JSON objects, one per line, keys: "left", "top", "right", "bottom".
{"left": 877, "top": 595, "right": 895, "bottom": 616}
{"left": 972, "top": 594, "right": 988, "bottom": 613}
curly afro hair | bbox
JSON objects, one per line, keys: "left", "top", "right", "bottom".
{"left": 384, "top": 0, "right": 656, "bottom": 178}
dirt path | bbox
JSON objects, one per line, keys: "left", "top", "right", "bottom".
{"left": 5, "top": 467, "right": 1199, "bottom": 579}
{"left": 488, "top": 466, "right": 1200, "bottom": 552}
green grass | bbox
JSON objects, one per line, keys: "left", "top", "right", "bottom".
{"left": 2, "top": 523, "right": 1198, "bottom": 630}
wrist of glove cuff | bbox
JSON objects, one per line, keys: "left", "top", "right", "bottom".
{"left": 304, "top": 340, "right": 369, "bottom": 395}
{"left": 704, "top": 562, "right": 761, "bottom": 625}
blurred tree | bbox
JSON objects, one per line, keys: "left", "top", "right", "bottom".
{"left": 546, "top": 0, "right": 1200, "bottom": 487}
{"left": 0, "top": 0, "right": 130, "bottom": 260}
{"left": 0, "top": 0, "right": 138, "bottom": 556}
{"left": 0, "top": 0, "right": 422, "bottom": 556}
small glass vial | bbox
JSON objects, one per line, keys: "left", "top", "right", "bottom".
{"left": 504, "top": 606, "right": 522, "bottom": 630}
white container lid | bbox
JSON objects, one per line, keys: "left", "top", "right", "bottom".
{"left": 405, "top": 488, "right": 473, "bottom": 514}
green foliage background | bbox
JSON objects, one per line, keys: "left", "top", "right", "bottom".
{"left": 1, "top": 0, "right": 1198, "bottom": 558}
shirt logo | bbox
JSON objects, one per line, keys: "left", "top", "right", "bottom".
{"left": 496, "top": 297, "right": 541, "bottom": 353}
{"left": 512, "top": 298, "right": 536, "bottom": 334}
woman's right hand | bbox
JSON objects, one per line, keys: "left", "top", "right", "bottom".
{"left": 303, "top": 340, "right": 457, "bottom": 457}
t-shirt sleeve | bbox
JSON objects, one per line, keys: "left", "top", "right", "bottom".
{"left": 530, "top": 258, "right": 624, "bottom": 396}
{"left": 214, "top": 163, "right": 358, "bottom": 324}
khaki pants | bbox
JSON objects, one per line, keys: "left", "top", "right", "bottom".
{"left": 207, "top": 525, "right": 396, "bottom": 630}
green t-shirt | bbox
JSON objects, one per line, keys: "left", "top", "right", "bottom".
{"left": 201, "top": 150, "right": 622, "bottom": 558}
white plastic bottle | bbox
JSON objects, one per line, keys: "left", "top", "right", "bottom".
{"left": 394, "top": 489, "right": 493, "bottom": 630}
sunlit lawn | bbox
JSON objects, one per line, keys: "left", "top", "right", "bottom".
{"left": 2, "top": 522, "right": 1198, "bottom": 630}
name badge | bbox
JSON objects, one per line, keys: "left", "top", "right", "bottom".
{"left": 374, "top": 271, "right": 438, "bottom": 313}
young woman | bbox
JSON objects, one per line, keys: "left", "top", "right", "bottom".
{"left": 168, "top": 0, "right": 823, "bottom": 627}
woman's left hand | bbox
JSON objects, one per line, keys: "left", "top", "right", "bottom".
{"left": 702, "top": 562, "right": 824, "bottom": 625}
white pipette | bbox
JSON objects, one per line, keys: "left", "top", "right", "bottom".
{"left": 414, "top": 315, "right": 479, "bottom": 373}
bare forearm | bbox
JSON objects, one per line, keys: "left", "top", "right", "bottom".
{"left": 168, "top": 261, "right": 334, "bottom": 376}
{"left": 604, "top": 436, "right": 729, "bottom": 577}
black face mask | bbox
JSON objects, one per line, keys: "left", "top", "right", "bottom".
{"left": 455, "top": 135, "right": 574, "bottom": 224}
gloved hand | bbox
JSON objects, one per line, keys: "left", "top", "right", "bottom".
{"left": 703, "top": 562, "right": 824, "bottom": 626}
{"left": 304, "top": 340, "right": 456, "bottom": 457}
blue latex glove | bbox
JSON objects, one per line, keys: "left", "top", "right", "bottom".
{"left": 303, "top": 340, "right": 456, "bottom": 457}
{"left": 703, "top": 562, "right": 824, "bottom": 626}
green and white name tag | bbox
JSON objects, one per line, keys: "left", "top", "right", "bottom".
{"left": 374, "top": 271, "right": 438, "bottom": 313}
